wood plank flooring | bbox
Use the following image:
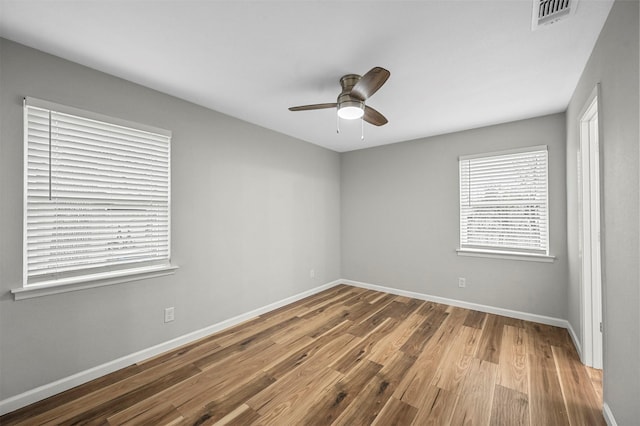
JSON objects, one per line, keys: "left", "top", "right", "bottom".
{"left": 0, "top": 284, "right": 605, "bottom": 425}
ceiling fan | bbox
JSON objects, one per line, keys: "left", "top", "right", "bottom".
{"left": 289, "top": 67, "right": 390, "bottom": 127}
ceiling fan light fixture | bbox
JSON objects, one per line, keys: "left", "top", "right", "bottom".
{"left": 289, "top": 67, "right": 389, "bottom": 127}
{"left": 337, "top": 100, "right": 364, "bottom": 120}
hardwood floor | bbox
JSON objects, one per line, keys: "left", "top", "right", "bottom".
{"left": 0, "top": 284, "right": 605, "bottom": 425}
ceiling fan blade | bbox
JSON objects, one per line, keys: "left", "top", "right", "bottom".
{"left": 289, "top": 103, "right": 337, "bottom": 111}
{"left": 363, "top": 105, "right": 388, "bottom": 126}
{"left": 350, "top": 67, "right": 390, "bottom": 101}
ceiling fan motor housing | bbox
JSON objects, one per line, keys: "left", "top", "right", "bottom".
{"left": 340, "top": 74, "right": 361, "bottom": 92}
{"left": 337, "top": 74, "right": 364, "bottom": 119}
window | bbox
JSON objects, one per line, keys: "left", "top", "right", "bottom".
{"left": 459, "top": 146, "right": 549, "bottom": 258}
{"left": 22, "top": 97, "right": 173, "bottom": 290}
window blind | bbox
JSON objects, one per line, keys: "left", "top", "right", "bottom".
{"left": 459, "top": 146, "right": 548, "bottom": 255}
{"left": 24, "top": 98, "right": 171, "bottom": 285}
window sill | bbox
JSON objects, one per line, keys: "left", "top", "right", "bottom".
{"left": 456, "top": 248, "right": 555, "bottom": 263}
{"left": 11, "top": 264, "right": 179, "bottom": 301}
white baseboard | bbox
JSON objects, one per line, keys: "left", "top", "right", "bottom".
{"left": 0, "top": 279, "right": 342, "bottom": 416}
{"left": 566, "top": 321, "right": 582, "bottom": 360}
{"left": 342, "top": 279, "right": 570, "bottom": 328}
{"left": 603, "top": 402, "right": 618, "bottom": 426}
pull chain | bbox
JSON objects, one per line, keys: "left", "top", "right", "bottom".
{"left": 49, "top": 110, "right": 52, "bottom": 200}
{"left": 336, "top": 114, "right": 340, "bottom": 134}
{"left": 361, "top": 117, "right": 364, "bottom": 141}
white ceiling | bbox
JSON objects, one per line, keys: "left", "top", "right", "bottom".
{"left": 0, "top": 0, "right": 613, "bottom": 152}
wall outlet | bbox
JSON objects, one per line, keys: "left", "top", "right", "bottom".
{"left": 310, "top": 269, "right": 316, "bottom": 279}
{"left": 164, "top": 307, "right": 175, "bottom": 323}
{"left": 458, "top": 277, "right": 466, "bottom": 288}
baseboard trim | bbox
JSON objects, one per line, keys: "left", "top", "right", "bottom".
{"left": 0, "top": 279, "right": 342, "bottom": 416}
{"left": 566, "top": 321, "right": 582, "bottom": 361}
{"left": 342, "top": 279, "right": 569, "bottom": 328}
{"left": 603, "top": 402, "right": 618, "bottom": 426}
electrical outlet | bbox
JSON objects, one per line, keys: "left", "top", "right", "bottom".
{"left": 458, "top": 277, "right": 466, "bottom": 288}
{"left": 164, "top": 307, "right": 175, "bottom": 323}
{"left": 310, "top": 269, "right": 316, "bottom": 279}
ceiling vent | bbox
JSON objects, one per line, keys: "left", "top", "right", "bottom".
{"left": 531, "top": 0, "right": 578, "bottom": 30}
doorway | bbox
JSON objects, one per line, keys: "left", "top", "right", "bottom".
{"left": 578, "top": 85, "right": 603, "bottom": 369}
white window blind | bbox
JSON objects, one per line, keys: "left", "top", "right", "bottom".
{"left": 24, "top": 97, "right": 171, "bottom": 286}
{"left": 459, "top": 146, "right": 549, "bottom": 255}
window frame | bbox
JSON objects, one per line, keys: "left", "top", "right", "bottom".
{"left": 457, "top": 145, "right": 555, "bottom": 262}
{"left": 13, "top": 97, "right": 177, "bottom": 300}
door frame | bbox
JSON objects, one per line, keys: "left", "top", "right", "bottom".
{"left": 578, "top": 84, "right": 603, "bottom": 369}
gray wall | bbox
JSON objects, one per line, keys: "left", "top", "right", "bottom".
{"left": 0, "top": 39, "right": 341, "bottom": 400}
{"left": 341, "top": 113, "right": 568, "bottom": 318}
{"left": 565, "top": 1, "right": 639, "bottom": 423}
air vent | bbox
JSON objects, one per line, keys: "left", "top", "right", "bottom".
{"left": 531, "top": 0, "right": 578, "bottom": 30}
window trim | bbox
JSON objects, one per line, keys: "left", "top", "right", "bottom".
{"left": 456, "top": 248, "right": 555, "bottom": 262}
{"left": 458, "top": 145, "right": 551, "bottom": 260}
{"left": 12, "top": 264, "right": 178, "bottom": 300}
{"left": 18, "top": 97, "right": 174, "bottom": 297}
